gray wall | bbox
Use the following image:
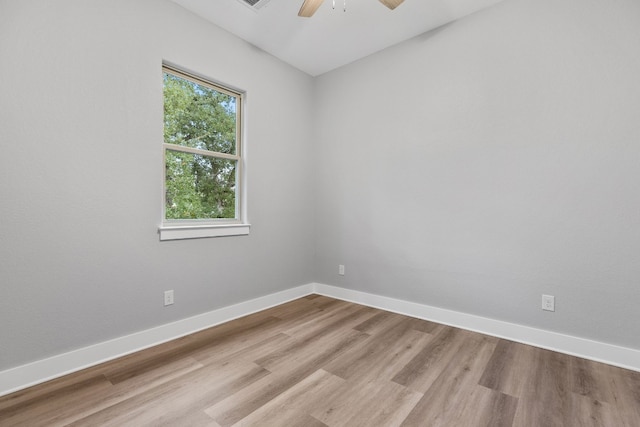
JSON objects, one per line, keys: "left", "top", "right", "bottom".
{"left": 0, "top": 0, "right": 315, "bottom": 370}
{"left": 2, "top": 0, "right": 640, "bottom": 373}
{"left": 313, "top": 0, "right": 640, "bottom": 349}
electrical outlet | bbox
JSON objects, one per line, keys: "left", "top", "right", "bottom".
{"left": 542, "top": 294, "right": 555, "bottom": 312}
{"left": 338, "top": 264, "right": 345, "bottom": 276}
{"left": 164, "top": 290, "right": 174, "bottom": 306}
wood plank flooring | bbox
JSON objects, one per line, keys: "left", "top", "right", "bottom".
{"left": 1, "top": 295, "right": 639, "bottom": 426}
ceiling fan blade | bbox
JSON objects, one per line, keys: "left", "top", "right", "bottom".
{"left": 299, "top": 0, "right": 324, "bottom": 17}
{"left": 379, "top": 0, "right": 405, "bottom": 10}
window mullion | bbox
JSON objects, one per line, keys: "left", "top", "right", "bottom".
{"left": 163, "top": 143, "right": 240, "bottom": 161}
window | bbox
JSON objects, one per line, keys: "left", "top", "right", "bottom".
{"left": 159, "top": 65, "right": 249, "bottom": 240}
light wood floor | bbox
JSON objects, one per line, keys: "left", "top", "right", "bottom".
{"left": 1, "top": 295, "right": 639, "bottom": 426}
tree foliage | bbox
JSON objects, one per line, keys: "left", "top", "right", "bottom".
{"left": 163, "top": 72, "right": 238, "bottom": 220}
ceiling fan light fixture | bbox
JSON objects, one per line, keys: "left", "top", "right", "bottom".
{"left": 299, "top": 0, "right": 404, "bottom": 17}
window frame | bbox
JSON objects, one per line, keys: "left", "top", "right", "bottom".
{"left": 158, "top": 64, "right": 250, "bottom": 241}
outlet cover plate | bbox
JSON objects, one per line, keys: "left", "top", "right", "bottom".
{"left": 542, "top": 294, "right": 555, "bottom": 312}
{"left": 164, "top": 290, "right": 174, "bottom": 306}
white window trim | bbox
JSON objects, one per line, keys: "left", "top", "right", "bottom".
{"left": 159, "top": 64, "right": 250, "bottom": 241}
{"left": 159, "top": 223, "right": 250, "bottom": 241}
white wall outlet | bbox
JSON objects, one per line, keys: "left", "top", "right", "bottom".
{"left": 542, "top": 294, "right": 555, "bottom": 312}
{"left": 338, "top": 264, "right": 345, "bottom": 276}
{"left": 164, "top": 290, "right": 174, "bottom": 306}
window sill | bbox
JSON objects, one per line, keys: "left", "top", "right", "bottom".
{"left": 159, "top": 223, "right": 250, "bottom": 241}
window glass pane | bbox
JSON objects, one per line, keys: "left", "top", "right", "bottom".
{"left": 165, "top": 150, "right": 237, "bottom": 220}
{"left": 163, "top": 72, "right": 237, "bottom": 155}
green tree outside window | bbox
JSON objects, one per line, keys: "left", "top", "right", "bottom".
{"left": 163, "top": 68, "right": 241, "bottom": 221}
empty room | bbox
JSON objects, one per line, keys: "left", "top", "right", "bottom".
{"left": 1, "top": 0, "right": 639, "bottom": 425}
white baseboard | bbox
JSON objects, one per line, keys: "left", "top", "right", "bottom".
{"left": 3, "top": 282, "right": 638, "bottom": 398}
{"left": 0, "top": 284, "right": 314, "bottom": 397}
{"left": 313, "top": 283, "right": 640, "bottom": 373}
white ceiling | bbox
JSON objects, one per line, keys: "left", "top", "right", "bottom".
{"left": 171, "top": 0, "right": 504, "bottom": 76}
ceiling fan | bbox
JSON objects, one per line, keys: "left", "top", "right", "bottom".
{"left": 299, "top": 0, "right": 405, "bottom": 17}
